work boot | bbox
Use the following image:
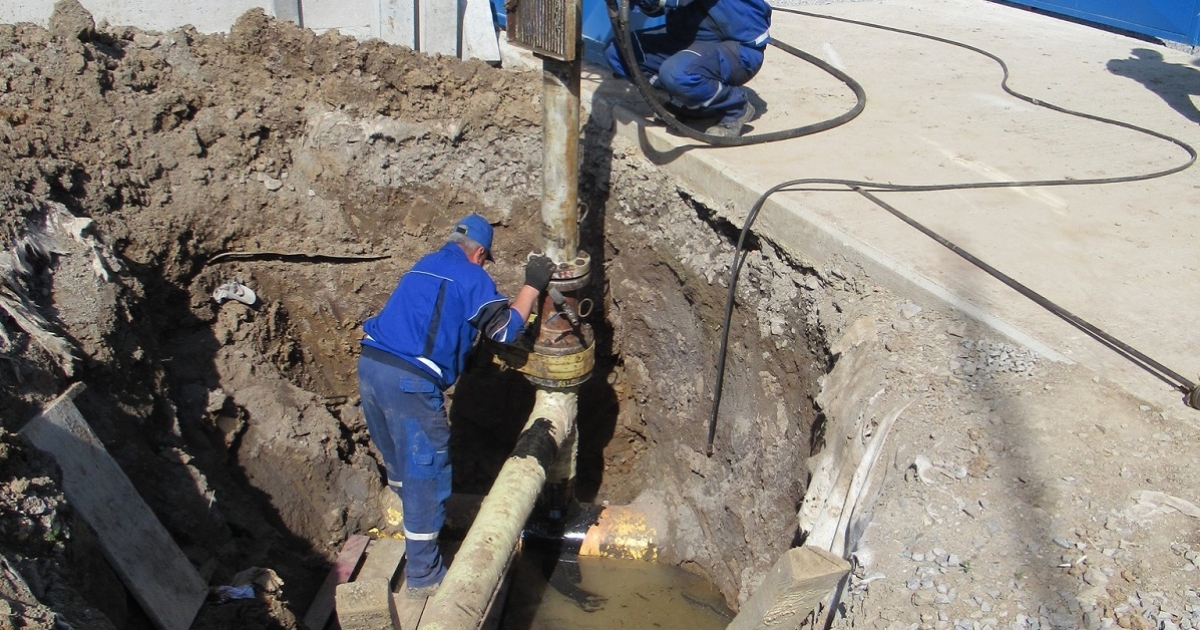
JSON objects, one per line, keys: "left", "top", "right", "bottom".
{"left": 653, "top": 101, "right": 719, "bottom": 130}
{"left": 705, "top": 102, "right": 755, "bottom": 138}
{"left": 405, "top": 582, "right": 440, "bottom": 600}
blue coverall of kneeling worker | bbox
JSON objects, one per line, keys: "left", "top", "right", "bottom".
{"left": 357, "top": 214, "right": 556, "bottom": 597}
{"left": 605, "top": 0, "right": 772, "bottom": 138}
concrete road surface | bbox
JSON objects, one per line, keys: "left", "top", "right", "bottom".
{"left": 582, "top": 0, "right": 1200, "bottom": 412}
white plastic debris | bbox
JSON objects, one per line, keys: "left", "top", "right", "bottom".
{"left": 912, "top": 455, "right": 935, "bottom": 484}
{"left": 212, "top": 279, "right": 257, "bottom": 306}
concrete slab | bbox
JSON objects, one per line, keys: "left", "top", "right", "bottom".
{"left": 726, "top": 546, "right": 849, "bottom": 630}
{"left": 584, "top": 0, "right": 1200, "bottom": 412}
{"left": 374, "top": 0, "right": 417, "bottom": 48}
{"left": 335, "top": 578, "right": 395, "bottom": 630}
{"left": 421, "top": 0, "right": 458, "bottom": 56}
{"left": 461, "top": 0, "right": 501, "bottom": 63}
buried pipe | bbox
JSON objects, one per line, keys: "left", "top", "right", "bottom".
{"left": 418, "top": 390, "right": 577, "bottom": 630}
{"left": 576, "top": 505, "right": 665, "bottom": 562}
{"left": 445, "top": 496, "right": 671, "bottom": 563}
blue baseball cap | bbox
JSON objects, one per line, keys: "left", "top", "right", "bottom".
{"left": 453, "top": 214, "right": 494, "bottom": 260}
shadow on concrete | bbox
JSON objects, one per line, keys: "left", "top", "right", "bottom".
{"left": 1107, "top": 48, "right": 1200, "bottom": 124}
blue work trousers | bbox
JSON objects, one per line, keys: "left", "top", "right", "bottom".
{"left": 357, "top": 347, "right": 451, "bottom": 588}
{"left": 606, "top": 29, "right": 764, "bottom": 121}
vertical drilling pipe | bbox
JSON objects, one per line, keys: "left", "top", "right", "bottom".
{"left": 537, "top": 52, "right": 584, "bottom": 526}
{"left": 420, "top": 6, "right": 586, "bottom": 629}
{"left": 540, "top": 55, "right": 581, "bottom": 263}
{"left": 418, "top": 391, "right": 577, "bottom": 630}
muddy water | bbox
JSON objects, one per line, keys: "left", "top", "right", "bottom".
{"left": 499, "top": 552, "right": 734, "bottom": 630}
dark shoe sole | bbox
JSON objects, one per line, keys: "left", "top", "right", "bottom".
{"left": 705, "top": 102, "right": 756, "bottom": 138}
{"left": 405, "top": 584, "right": 440, "bottom": 599}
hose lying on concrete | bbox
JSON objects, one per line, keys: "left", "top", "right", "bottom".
{"left": 700, "top": 8, "right": 1200, "bottom": 454}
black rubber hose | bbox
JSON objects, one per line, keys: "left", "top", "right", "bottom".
{"left": 855, "top": 187, "right": 1199, "bottom": 395}
{"left": 605, "top": 0, "right": 866, "bottom": 146}
{"left": 704, "top": 11, "right": 1200, "bottom": 454}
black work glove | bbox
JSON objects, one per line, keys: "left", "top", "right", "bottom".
{"left": 524, "top": 254, "right": 556, "bottom": 293}
{"left": 631, "top": 0, "right": 665, "bottom": 15}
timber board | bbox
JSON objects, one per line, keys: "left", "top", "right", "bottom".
{"left": 20, "top": 383, "right": 207, "bottom": 630}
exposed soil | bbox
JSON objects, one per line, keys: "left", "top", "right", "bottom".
{"left": 794, "top": 280, "right": 1200, "bottom": 630}
{"left": 0, "top": 3, "right": 819, "bottom": 628}
{"left": 2, "top": 2, "right": 1198, "bottom": 630}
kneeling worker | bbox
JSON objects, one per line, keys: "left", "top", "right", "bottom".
{"left": 605, "top": 0, "right": 772, "bottom": 138}
{"left": 357, "top": 214, "right": 556, "bottom": 598}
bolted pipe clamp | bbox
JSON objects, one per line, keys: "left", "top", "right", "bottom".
{"left": 487, "top": 338, "right": 595, "bottom": 389}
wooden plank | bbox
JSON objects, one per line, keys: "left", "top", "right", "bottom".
{"left": 334, "top": 538, "right": 408, "bottom": 630}
{"left": 395, "top": 577, "right": 428, "bottom": 630}
{"left": 357, "top": 538, "right": 406, "bottom": 586}
{"left": 302, "top": 534, "right": 371, "bottom": 630}
{"left": 726, "top": 546, "right": 850, "bottom": 630}
{"left": 19, "top": 384, "right": 207, "bottom": 630}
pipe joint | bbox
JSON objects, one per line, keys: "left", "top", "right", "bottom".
{"left": 490, "top": 339, "right": 595, "bottom": 389}
{"left": 511, "top": 418, "right": 561, "bottom": 470}
{"left": 548, "top": 250, "right": 592, "bottom": 292}
{"left": 490, "top": 255, "right": 595, "bottom": 388}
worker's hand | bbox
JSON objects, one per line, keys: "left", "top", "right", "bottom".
{"left": 524, "top": 254, "right": 556, "bottom": 292}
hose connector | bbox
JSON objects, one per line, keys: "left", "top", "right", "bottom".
{"left": 1187, "top": 384, "right": 1200, "bottom": 410}
{"left": 548, "top": 287, "right": 582, "bottom": 328}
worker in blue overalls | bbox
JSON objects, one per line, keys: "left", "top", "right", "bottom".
{"left": 605, "top": 0, "right": 772, "bottom": 138}
{"left": 357, "top": 214, "right": 556, "bottom": 598}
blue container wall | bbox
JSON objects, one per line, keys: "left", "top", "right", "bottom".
{"left": 1014, "top": 0, "right": 1200, "bottom": 46}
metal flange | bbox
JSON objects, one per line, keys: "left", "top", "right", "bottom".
{"left": 548, "top": 251, "right": 592, "bottom": 292}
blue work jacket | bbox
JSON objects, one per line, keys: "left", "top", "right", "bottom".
{"left": 660, "top": 0, "right": 771, "bottom": 49}
{"left": 362, "top": 243, "right": 525, "bottom": 390}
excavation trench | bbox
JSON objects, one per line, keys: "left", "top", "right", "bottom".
{"left": 0, "top": 9, "right": 827, "bottom": 630}
{"left": 171, "top": 173, "right": 828, "bottom": 628}
{"left": 160, "top": 143, "right": 829, "bottom": 627}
